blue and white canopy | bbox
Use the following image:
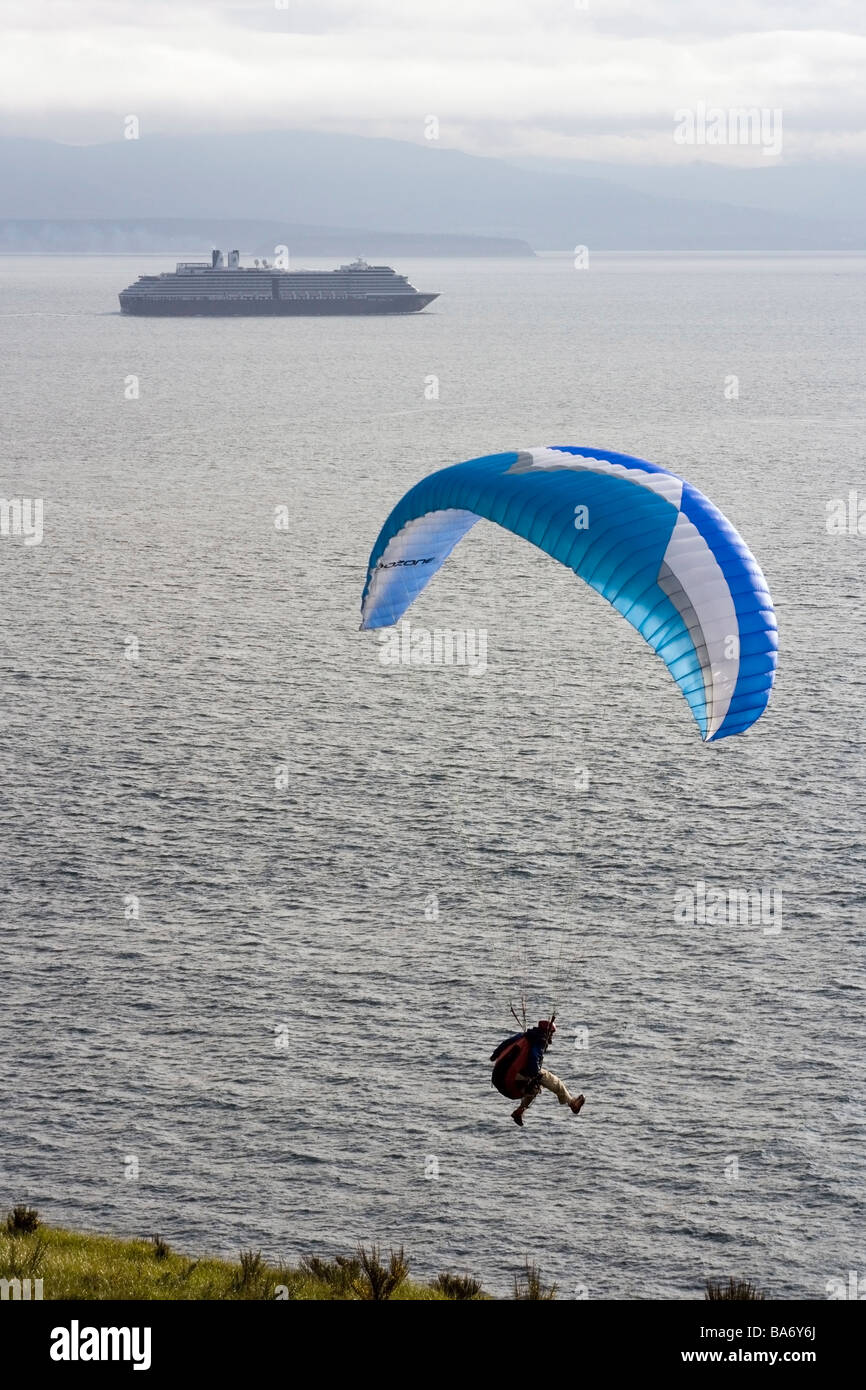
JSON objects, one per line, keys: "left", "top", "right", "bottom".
{"left": 360, "top": 445, "right": 777, "bottom": 742}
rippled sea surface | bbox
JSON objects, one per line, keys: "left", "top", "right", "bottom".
{"left": 1, "top": 253, "right": 864, "bottom": 1298}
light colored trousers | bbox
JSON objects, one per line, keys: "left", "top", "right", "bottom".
{"left": 517, "top": 1068, "right": 573, "bottom": 1109}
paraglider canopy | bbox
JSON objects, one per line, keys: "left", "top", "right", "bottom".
{"left": 360, "top": 445, "right": 777, "bottom": 742}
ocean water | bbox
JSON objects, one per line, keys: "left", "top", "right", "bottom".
{"left": 1, "top": 252, "right": 864, "bottom": 1299}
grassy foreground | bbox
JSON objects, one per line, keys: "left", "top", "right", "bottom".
{"left": 1, "top": 1208, "right": 765, "bottom": 1301}
{"left": 0, "top": 1209, "right": 488, "bottom": 1300}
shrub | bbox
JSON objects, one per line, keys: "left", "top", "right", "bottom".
{"left": 352, "top": 1244, "right": 410, "bottom": 1301}
{"left": 238, "top": 1249, "right": 264, "bottom": 1283}
{"left": 433, "top": 1271, "right": 484, "bottom": 1300}
{"left": 513, "top": 1259, "right": 557, "bottom": 1300}
{"left": 6, "top": 1206, "right": 41, "bottom": 1236}
{"left": 300, "top": 1253, "right": 361, "bottom": 1294}
{"left": 227, "top": 1249, "right": 275, "bottom": 1300}
{"left": 706, "top": 1277, "right": 765, "bottom": 1301}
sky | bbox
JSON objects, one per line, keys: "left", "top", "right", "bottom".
{"left": 1, "top": 0, "right": 865, "bottom": 163}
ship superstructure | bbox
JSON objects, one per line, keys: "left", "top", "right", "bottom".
{"left": 119, "top": 251, "right": 438, "bottom": 315}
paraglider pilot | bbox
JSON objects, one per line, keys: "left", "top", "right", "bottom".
{"left": 490, "top": 1020, "right": 585, "bottom": 1127}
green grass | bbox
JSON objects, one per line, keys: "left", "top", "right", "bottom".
{"left": 2, "top": 1210, "right": 760, "bottom": 1301}
{"left": 0, "top": 1223, "right": 464, "bottom": 1301}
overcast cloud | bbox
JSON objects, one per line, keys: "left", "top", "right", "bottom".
{"left": 1, "top": 0, "right": 865, "bottom": 161}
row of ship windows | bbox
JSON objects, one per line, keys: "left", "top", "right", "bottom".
{"left": 127, "top": 289, "right": 415, "bottom": 298}
{"left": 162, "top": 275, "right": 409, "bottom": 286}
{"left": 125, "top": 290, "right": 417, "bottom": 298}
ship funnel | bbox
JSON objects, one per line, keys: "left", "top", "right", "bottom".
{"left": 228, "top": 249, "right": 240, "bottom": 268}
{"left": 212, "top": 249, "right": 224, "bottom": 268}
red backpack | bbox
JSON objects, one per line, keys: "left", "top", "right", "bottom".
{"left": 491, "top": 1035, "right": 532, "bottom": 1099}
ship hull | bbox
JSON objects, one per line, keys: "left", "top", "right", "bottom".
{"left": 119, "top": 293, "right": 438, "bottom": 316}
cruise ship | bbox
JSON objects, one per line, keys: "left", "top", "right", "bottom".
{"left": 119, "top": 250, "right": 438, "bottom": 316}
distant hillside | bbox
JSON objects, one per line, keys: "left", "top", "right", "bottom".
{"left": 0, "top": 218, "right": 533, "bottom": 257}
{"left": 0, "top": 131, "right": 861, "bottom": 251}
{"left": 510, "top": 155, "right": 866, "bottom": 228}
